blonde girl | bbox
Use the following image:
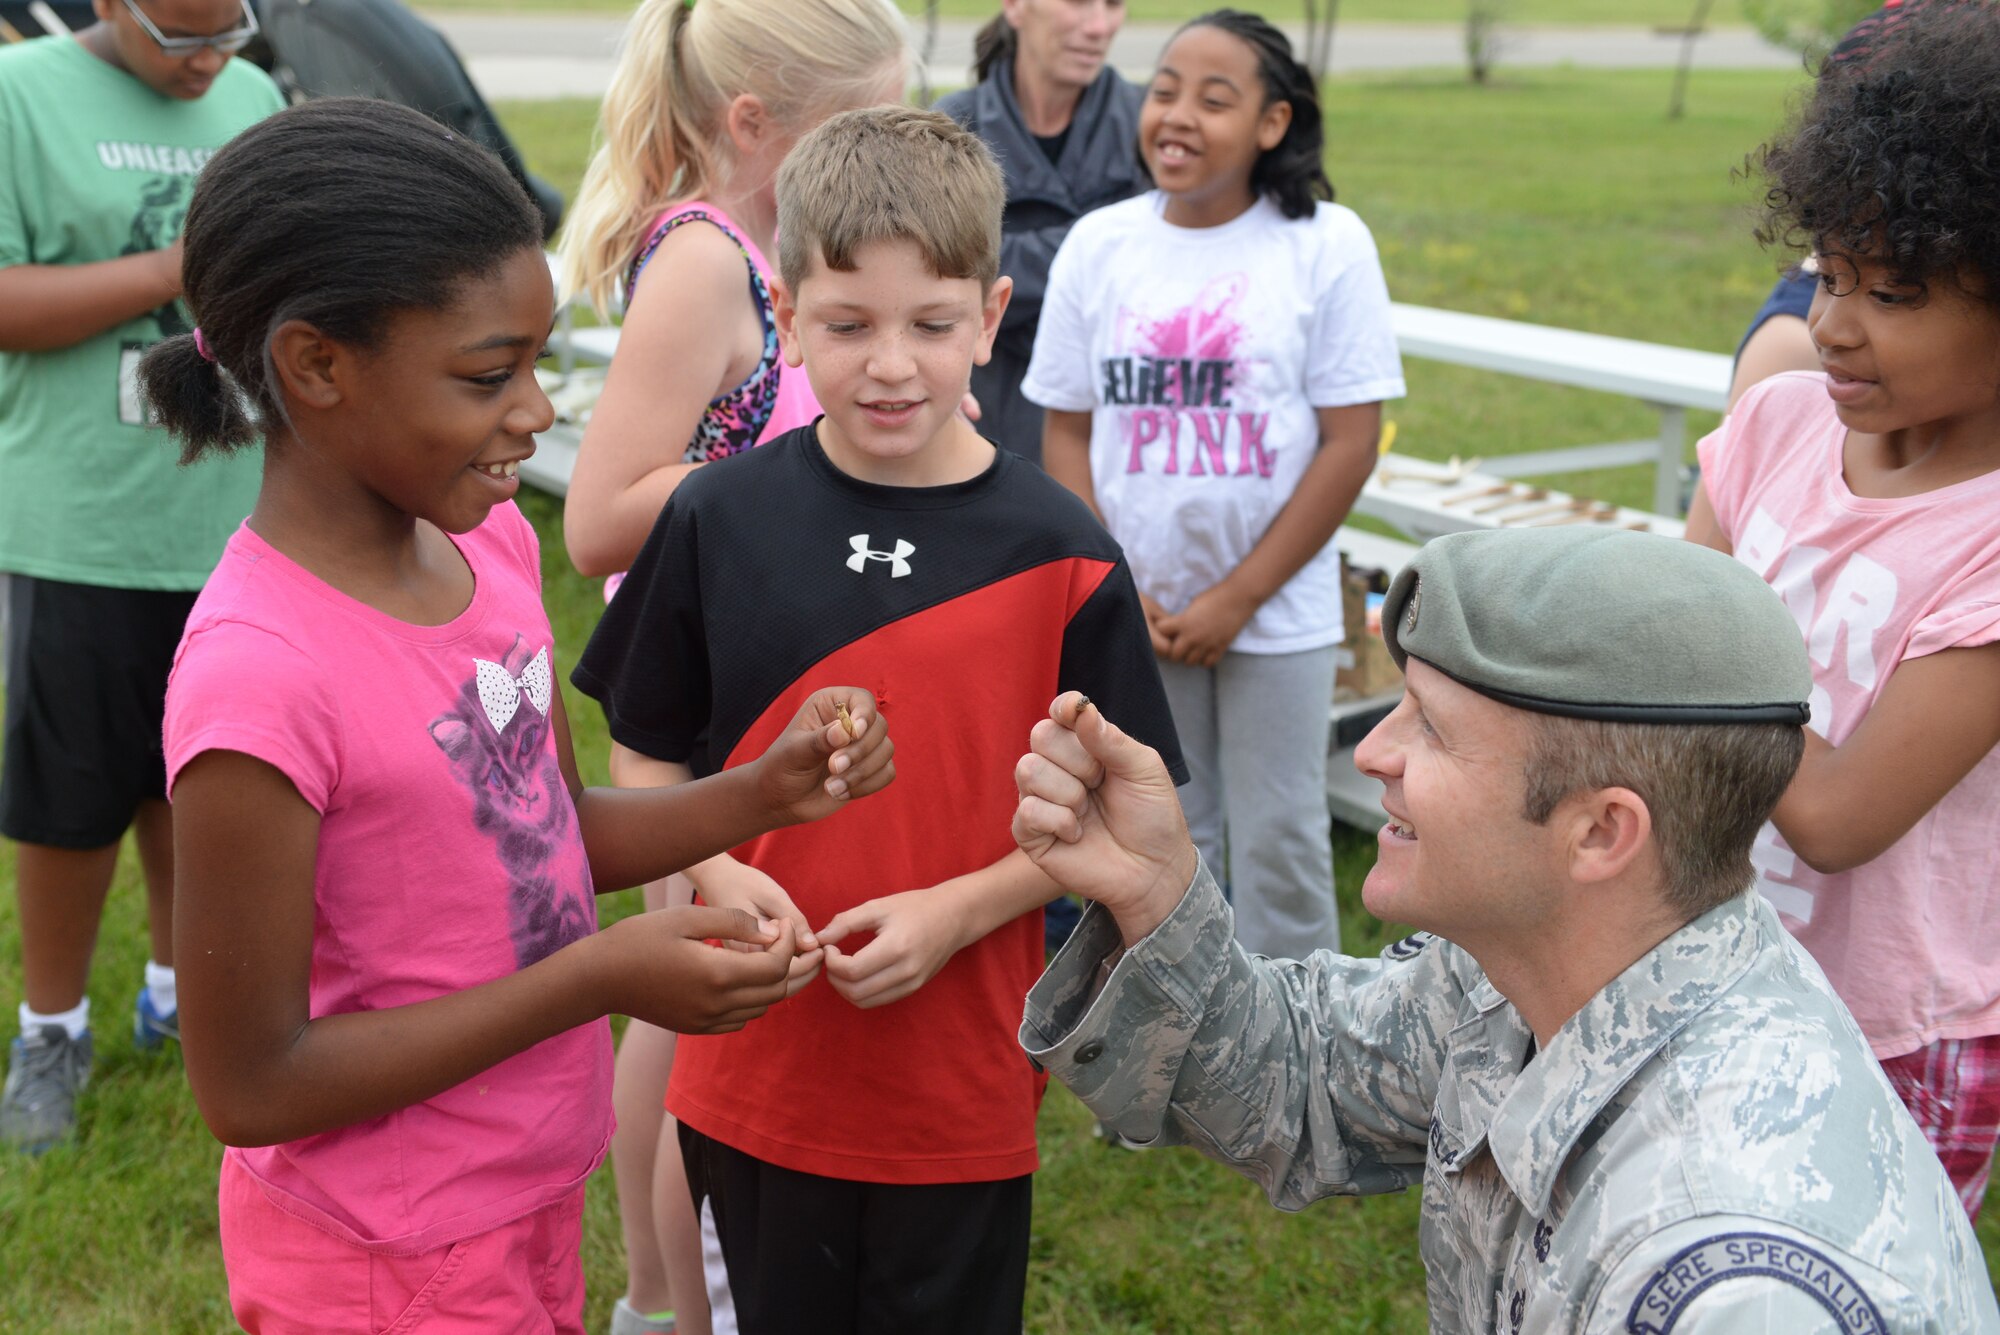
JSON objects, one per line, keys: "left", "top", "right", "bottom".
{"left": 555, "top": 4, "right": 905, "bottom": 1332}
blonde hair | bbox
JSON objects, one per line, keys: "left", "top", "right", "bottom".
{"left": 558, "top": 0, "right": 909, "bottom": 315}
{"left": 777, "top": 106, "right": 1004, "bottom": 294}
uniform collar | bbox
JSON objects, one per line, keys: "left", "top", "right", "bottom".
{"left": 1453, "top": 891, "right": 1765, "bottom": 1217}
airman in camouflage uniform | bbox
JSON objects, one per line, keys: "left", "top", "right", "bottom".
{"left": 1011, "top": 529, "right": 2000, "bottom": 1333}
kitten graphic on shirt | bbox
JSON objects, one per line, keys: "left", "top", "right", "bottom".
{"left": 429, "top": 633, "right": 592, "bottom": 967}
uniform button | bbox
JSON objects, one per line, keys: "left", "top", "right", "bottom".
{"left": 1075, "top": 1040, "right": 1105, "bottom": 1064}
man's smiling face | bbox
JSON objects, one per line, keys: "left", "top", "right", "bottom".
{"left": 1352, "top": 659, "right": 1563, "bottom": 949}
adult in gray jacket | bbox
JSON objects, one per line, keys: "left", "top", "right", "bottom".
{"left": 935, "top": 1, "right": 1146, "bottom": 467}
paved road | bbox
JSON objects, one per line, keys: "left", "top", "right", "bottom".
{"left": 425, "top": 13, "right": 1802, "bottom": 101}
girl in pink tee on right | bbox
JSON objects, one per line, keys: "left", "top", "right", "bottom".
{"left": 1686, "top": 4, "right": 2000, "bottom": 1221}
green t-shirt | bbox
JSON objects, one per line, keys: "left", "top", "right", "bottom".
{"left": 0, "top": 38, "right": 283, "bottom": 590}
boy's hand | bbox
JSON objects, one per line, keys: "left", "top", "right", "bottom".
{"left": 1158, "top": 584, "right": 1257, "bottom": 668}
{"left": 816, "top": 888, "right": 968, "bottom": 1010}
{"left": 754, "top": 688, "right": 895, "bottom": 825}
{"left": 594, "top": 906, "right": 797, "bottom": 1033}
{"left": 1013, "top": 694, "right": 1198, "bottom": 947}
{"left": 1137, "top": 591, "right": 1174, "bottom": 659}
{"left": 692, "top": 858, "right": 824, "bottom": 997}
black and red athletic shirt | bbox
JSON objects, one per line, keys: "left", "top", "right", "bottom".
{"left": 573, "top": 426, "right": 1184, "bottom": 1184}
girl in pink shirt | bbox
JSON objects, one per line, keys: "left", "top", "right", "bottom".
{"left": 1687, "top": 4, "right": 2000, "bottom": 1219}
{"left": 138, "top": 100, "right": 893, "bottom": 1332}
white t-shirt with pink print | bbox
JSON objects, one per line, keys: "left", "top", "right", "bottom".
{"left": 1023, "top": 192, "right": 1405, "bottom": 654}
{"left": 1699, "top": 370, "right": 2000, "bottom": 1059}
{"left": 164, "top": 502, "right": 613, "bottom": 1253}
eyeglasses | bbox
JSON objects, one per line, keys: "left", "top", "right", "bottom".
{"left": 118, "top": 0, "right": 260, "bottom": 56}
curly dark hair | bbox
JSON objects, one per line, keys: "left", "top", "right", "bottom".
{"left": 1176, "top": 9, "right": 1332, "bottom": 220}
{"left": 1754, "top": 0, "right": 2000, "bottom": 300}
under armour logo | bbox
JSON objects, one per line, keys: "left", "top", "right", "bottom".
{"left": 847, "top": 534, "right": 915, "bottom": 578}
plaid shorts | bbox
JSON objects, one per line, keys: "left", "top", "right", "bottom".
{"left": 1878, "top": 1032, "right": 2000, "bottom": 1222}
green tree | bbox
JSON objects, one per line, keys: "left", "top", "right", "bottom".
{"left": 1466, "top": 0, "right": 1511, "bottom": 84}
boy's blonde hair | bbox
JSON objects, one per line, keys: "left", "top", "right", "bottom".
{"left": 558, "top": 0, "right": 908, "bottom": 315}
{"left": 776, "top": 106, "right": 1005, "bottom": 295}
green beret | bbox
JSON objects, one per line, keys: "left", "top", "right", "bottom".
{"left": 1382, "top": 528, "right": 1811, "bottom": 725}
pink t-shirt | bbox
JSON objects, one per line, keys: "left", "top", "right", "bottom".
{"left": 164, "top": 503, "right": 613, "bottom": 1253}
{"left": 1699, "top": 371, "right": 2000, "bottom": 1058}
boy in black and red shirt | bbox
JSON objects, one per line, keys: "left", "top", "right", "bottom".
{"left": 572, "top": 106, "right": 1183, "bottom": 1334}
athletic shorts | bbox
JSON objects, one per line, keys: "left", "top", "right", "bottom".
{"left": 0, "top": 573, "right": 197, "bottom": 848}
{"left": 218, "top": 1152, "right": 587, "bottom": 1334}
{"left": 1734, "top": 267, "right": 1818, "bottom": 363}
{"left": 1879, "top": 1032, "right": 2000, "bottom": 1223}
{"left": 680, "top": 1123, "right": 1031, "bottom": 1335}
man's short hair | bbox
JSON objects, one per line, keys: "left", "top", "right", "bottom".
{"left": 776, "top": 105, "right": 1004, "bottom": 294}
{"left": 1521, "top": 716, "right": 1804, "bottom": 917}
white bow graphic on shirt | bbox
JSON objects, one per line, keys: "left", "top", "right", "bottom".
{"left": 474, "top": 646, "right": 552, "bottom": 734}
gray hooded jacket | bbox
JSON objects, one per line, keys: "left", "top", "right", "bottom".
{"left": 935, "top": 60, "right": 1148, "bottom": 464}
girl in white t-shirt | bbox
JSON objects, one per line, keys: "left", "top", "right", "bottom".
{"left": 1024, "top": 11, "right": 1402, "bottom": 957}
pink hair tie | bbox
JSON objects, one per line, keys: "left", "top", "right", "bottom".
{"left": 192, "top": 328, "right": 216, "bottom": 364}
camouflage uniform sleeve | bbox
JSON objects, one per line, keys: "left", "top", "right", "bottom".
{"left": 1021, "top": 857, "right": 1466, "bottom": 1209}
{"left": 1583, "top": 1216, "right": 1966, "bottom": 1335}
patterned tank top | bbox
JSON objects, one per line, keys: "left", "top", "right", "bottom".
{"left": 626, "top": 205, "right": 783, "bottom": 464}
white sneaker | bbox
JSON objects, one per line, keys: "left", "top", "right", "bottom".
{"left": 609, "top": 1296, "right": 677, "bottom": 1335}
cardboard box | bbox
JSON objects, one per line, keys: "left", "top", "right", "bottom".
{"left": 1335, "top": 556, "right": 1404, "bottom": 701}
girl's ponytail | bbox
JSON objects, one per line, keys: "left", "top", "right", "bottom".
{"left": 560, "top": 0, "right": 713, "bottom": 316}
{"left": 1185, "top": 10, "right": 1332, "bottom": 221}
{"left": 137, "top": 332, "right": 257, "bottom": 465}
{"left": 971, "top": 13, "right": 1016, "bottom": 85}
{"left": 558, "top": 0, "right": 909, "bottom": 317}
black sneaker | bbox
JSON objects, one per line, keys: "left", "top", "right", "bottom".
{"left": 0, "top": 1024, "right": 93, "bottom": 1154}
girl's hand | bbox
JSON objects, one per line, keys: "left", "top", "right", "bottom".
{"left": 594, "top": 905, "right": 799, "bottom": 1033}
{"left": 692, "top": 858, "right": 824, "bottom": 997}
{"left": 754, "top": 688, "right": 895, "bottom": 825}
{"left": 816, "top": 889, "right": 968, "bottom": 1010}
{"left": 1158, "top": 584, "right": 1259, "bottom": 668}
{"left": 1137, "top": 591, "right": 1174, "bottom": 659}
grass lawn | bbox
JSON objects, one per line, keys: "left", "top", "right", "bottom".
{"left": 4, "top": 64, "right": 1998, "bottom": 1333}
{"left": 415, "top": 0, "right": 1756, "bottom": 28}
